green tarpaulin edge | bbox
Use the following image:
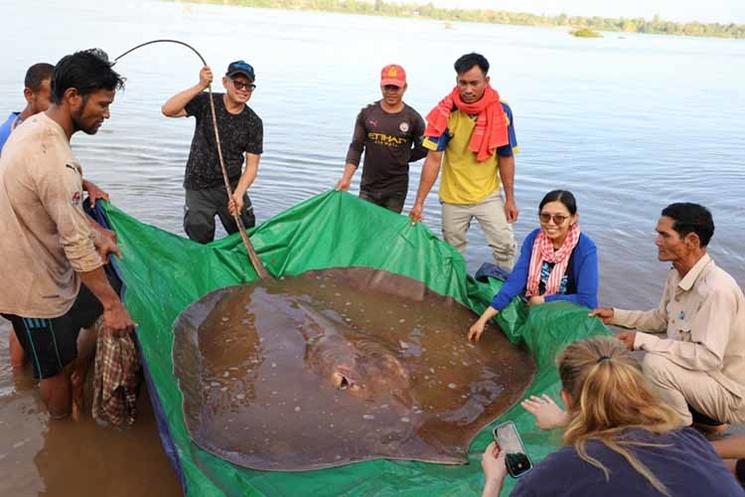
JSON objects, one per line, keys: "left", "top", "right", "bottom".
{"left": 102, "top": 190, "right": 608, "bottom": 497}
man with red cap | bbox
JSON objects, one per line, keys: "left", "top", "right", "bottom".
{"left": 336, "top": 64, "right": 426, "bottom": 213}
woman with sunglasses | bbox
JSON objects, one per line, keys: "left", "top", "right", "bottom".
{"left": 469, "top": 190, "right": 598, "bottom": 342}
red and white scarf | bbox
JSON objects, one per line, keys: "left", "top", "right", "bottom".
{"left": 424, "top": 85, "right": 508, "bottom": 163}
{"left": 525, "top": 224, "right": 581, "bottom": 297}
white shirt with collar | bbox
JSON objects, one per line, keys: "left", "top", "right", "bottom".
{"left": 611, "top": 253, "right": 745, "bottom": 397}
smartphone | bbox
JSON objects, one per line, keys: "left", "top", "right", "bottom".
{"left": 493, "top": 421, "right": 533, "bottom": 478}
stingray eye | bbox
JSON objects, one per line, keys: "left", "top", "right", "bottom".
{"left": 333, "top": 371, "right": 355, "bottom": 390}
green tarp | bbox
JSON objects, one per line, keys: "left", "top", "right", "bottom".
{"left": 102, "top": 190, "right": 608, "bottom": 497}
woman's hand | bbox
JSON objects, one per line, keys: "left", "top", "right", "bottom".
{"left": 468, "top": 306, "right": 499, "bottom": 342}
{"left": 481, "top": 441, "right": 507, "bottom": 497}
{"left": 527, "top": 295, "right": 545, "bottom": 306}
{"left": 521, "top": 394, "right": 569, "bottom": 430}
{"left": 468, "top": 318, "right": 487, "bottom": 342}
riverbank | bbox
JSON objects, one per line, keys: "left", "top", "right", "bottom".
{"left": 174, "top": 0, "right": 745, "bottom": 39}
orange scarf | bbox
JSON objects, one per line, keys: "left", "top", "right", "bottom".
{"left": 424, "top": 85, "right": 508, "bottom": 162}
{"left": 526, "top": 224, "right": 581, "bottom": 297}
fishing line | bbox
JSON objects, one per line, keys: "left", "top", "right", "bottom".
{"left": 114, "top": 39, "right": 269, "bottom": 279}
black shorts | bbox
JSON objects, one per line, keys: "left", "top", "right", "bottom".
{"left": 2, "top": 285, "right": 103, "bottom": 380}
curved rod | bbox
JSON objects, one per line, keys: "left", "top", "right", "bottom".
{"left": 114, "top": 40, "right": 269, "bottom": 279}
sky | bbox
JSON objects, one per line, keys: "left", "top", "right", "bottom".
{"left": 420, "top": 0, "right": 745, "bottom": 24}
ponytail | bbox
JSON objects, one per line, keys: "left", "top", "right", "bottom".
{"left": 558, "top": 337, "right": 681, "bottom": 496}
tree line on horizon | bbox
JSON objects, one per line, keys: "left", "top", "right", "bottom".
{"left": 193, "top": 0, "right": 745, "bottom": 39}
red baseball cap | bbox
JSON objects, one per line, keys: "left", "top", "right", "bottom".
{"left": 380, "top": 64, "right": 406, "bottom": 87}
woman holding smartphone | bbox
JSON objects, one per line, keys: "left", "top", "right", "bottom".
{"left": 468, "top": 190, "right": 598, "bottom": 342}
{"left": 481, "top": 337, "right": 745, "bottom": 497}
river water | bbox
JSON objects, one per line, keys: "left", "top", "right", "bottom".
{"left": 0, "top": 0, "right": 743, "bottom": 495}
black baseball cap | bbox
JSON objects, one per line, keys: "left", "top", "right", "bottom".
{"left": 226, "top": 60, "right": 255, "bottom": 81}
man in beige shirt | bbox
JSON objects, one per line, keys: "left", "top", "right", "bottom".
{"left": 592, "top": 203, "right": 745, "bottom": 427}
{"left": 0, "top": 49, "right": 134, "bottom": 419}
{"left": 1, "top": 61, "right": 112, "bottom": 370}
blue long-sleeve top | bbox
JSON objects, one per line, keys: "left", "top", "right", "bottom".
{"left": 490, "top": 228, "right": 599, "bottom": 311}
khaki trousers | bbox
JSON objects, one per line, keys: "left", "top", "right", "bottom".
{"left": 441, "top": 191, "right": 516, "bottom": 270}
{"left": 642, "top": 353, "right": 745, "bottom": 425}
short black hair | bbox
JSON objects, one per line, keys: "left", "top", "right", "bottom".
{"left": 24, "top": 63, "right": 54, "bottom": 92}
{"left": 661, "top": 202, "right": 715, "bottom": 247}
{"left": 539, "top": 190, "right": 577, "bottom": 215}
{"left": 51, "top": 48, "right": 125, "bottom": 105}
{"left": 454, "top": 53, "right": 489, "bottom": 76}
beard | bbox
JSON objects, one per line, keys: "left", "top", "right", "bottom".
{"left": 71, "top": 98, "right": 100, "bottom": 135}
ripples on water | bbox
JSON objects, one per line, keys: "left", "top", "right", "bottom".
{"left": 0, "top": 1, "right": 743, "bottom": 495}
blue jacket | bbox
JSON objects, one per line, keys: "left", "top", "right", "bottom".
{"left": 490, "top": 228, "right": 599, "bottom": 310}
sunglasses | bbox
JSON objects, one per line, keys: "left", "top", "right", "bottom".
{"left": 539, "top": 212, "right": 570, "bottom": 225}
{"left": 383, "top": 85, "right": 403, "bottom": 92}
{"left": 232, "top": 79, "right": 256, "bottom": 91}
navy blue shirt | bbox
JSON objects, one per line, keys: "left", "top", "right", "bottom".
{"left": 512, "top": 428, "right": 745, "bottom": 497}
{"left": 491, "top": 228, "right": 599, "bottom": 310}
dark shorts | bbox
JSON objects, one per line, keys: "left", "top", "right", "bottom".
{"left": 736, "top": 459, "right": 745, "bottom": 486}
{"left": 2, "top": 285, "right": 103, "bottom": 380}
{"left": 359, "top": 189, "right": 406, "bottom": 214}
{"left": 184, "top": 183, "right": 256, "bottom": 244}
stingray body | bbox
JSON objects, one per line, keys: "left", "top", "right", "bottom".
{"left": 173, "top": 268, "right": 535, "bottom": 471}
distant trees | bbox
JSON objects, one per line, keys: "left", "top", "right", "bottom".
{"left": 207, "top": 0, "right": 745, "bottom": 39}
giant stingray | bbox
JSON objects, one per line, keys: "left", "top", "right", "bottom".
{"left": 173, "top": 268, "right": 535, "bottom": 471}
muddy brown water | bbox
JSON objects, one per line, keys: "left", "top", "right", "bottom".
{"left": 174, "top": 268, "right": 535, "bottom": 471}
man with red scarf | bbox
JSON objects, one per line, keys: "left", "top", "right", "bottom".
{"left": 409, "top": 53, "right": 518, "bottom": 270}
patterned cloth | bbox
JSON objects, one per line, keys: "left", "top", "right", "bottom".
{"left": 424, "top": 85, "right": 508, "bottom": 162}
{"left": 526, "top": 224, "right": 581, "bottom": 298}
{"left": 92, "top": 318, "right": 140, "bottom": 426}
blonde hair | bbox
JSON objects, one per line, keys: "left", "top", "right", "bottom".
{"left": 558, "top": 336, "right": 681, "bottom": 496}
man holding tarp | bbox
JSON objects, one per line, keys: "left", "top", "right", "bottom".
{"left": 336, "top": 64, "right": 427, "bottom": 213}
{"left": 1, "top": 61, "right": 112, "bottom": 371}
{"left": 409, "top": 52, "right": 519, "bottom": 270}
{"left": 0, "top": 49, "right": 134, "bottom": 419}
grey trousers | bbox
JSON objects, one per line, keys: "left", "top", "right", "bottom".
{"left": 441, "top": 191, "right": 516, "bottom": 270}
{"left": 184, "top": 185, "right": 255, "bottom": 244}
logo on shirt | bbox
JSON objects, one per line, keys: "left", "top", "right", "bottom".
{"left": 367, "top": 132, "right": 407, "bottom": 147}
{"left": 399, "top": 122, "right": 409, "bottom": 133}
{"left": 368, "top": 119, "right": 378, "bottom": 128}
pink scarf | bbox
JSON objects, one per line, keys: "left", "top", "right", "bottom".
{"left": 525, "top": 224, "right": 581, "bottom": 297}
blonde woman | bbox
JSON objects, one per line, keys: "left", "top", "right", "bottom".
{"left": 482, "top": 337, "right": 744, "bottom": 497}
